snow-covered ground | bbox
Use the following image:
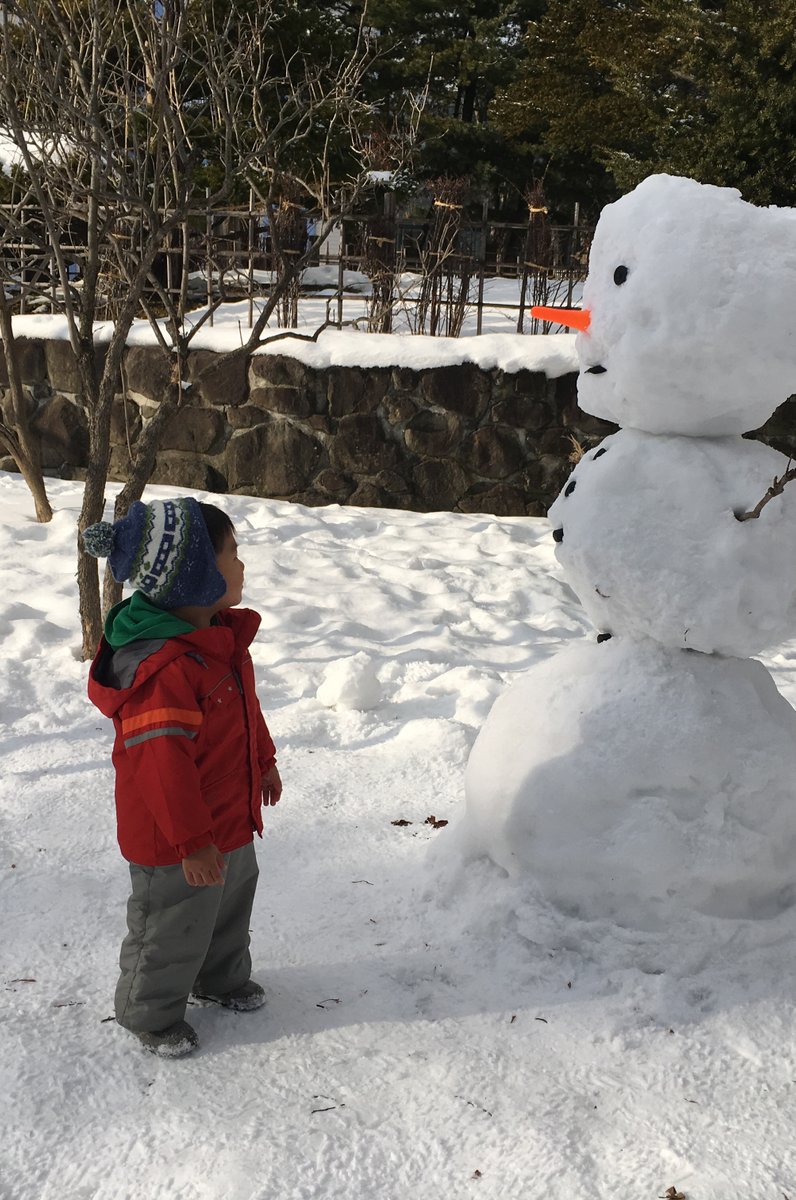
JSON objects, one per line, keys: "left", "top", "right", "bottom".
{"left": 2, "top": 472, "right": 796, "bottom": 1200}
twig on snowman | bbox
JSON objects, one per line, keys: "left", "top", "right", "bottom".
{"left": 735, "top": 459, "right": 796, "bottom": 521}
{"left": 567, "top": 435, "right": 586, "bottom": 464}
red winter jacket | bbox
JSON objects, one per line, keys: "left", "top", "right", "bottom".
{"left": 88, "top": 607, "right": 276, "bottom": 866}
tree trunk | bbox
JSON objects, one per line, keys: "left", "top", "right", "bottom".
{"left": 77, "top": 541, "right": 102, "bottom": 660}
{"left": 101, "top": 562, "right": 123, "bottom": 617}
{"left": 101, "top": 365, "right": 183, "bottom": 616}
{"left": 77, "top": 471, "right": 106, "bottom": 660}
{"left": 0, "top": 293, "right": 53, "bottom": 522}
{"left": 77, "top": 363, "right": 117, "bottom": 659}
{"left": 15, "top": 444, "right": 53, "bottom": 522}
{"left": 461, "top": 77, "right": 479, "bottom": 124}
{"left": 0, "top": 424, "right": 53, "bottom": 522}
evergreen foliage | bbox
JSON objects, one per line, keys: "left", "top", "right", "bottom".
{"left": 357, "top": 0, "right": 545, "bottom": 213}
{"left": 3, "top": 2, "right": 795, "bottom": 223}
{"left": 492, "top": 0, "right": 796, "bottom": 211}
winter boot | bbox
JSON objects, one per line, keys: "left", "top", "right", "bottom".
{"left": 133, "top": 1020, "right": 199, "bottom": 1058}
{"left": 192, "top": 980, "right": 266, "bottom": 1012}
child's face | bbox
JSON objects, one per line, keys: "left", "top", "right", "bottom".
{"left": 214, "top": 530, "right": 244, "bottom": 609}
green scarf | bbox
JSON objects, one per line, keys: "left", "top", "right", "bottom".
{"left": 104, "top": 590, "right": 198, "bottom": 649}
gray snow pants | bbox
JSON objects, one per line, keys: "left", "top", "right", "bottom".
{"left": 115, "top": 841, "right": 259, "bottom": 1033}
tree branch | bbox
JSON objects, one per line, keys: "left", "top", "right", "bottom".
{"left": 735, "top": 462, "right": 796, "bottom": 521}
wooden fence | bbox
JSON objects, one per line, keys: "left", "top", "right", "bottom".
{"left": 0, "top": 203, "right": 592, "bottom": 336}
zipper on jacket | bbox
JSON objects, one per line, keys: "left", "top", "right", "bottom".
{"left": 199, "top": 672, "right": 236, "bottom": 701}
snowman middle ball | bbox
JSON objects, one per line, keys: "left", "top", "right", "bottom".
{"left": 548, "top": 428, "right": 796, "bottom": 657}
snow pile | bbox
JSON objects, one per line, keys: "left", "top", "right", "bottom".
{"left": 576, "top": 174, "right": 796, "bottom": 435}
{"left": 316, "top": 653, "right": 383, "bottom": 711}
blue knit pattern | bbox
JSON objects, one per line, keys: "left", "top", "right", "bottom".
{"left": 135, "top": 502, "right": 191, "bottom": 603}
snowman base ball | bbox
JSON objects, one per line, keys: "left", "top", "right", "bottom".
{"left": 463, "top": 638, "right": 796, "bottom": 929}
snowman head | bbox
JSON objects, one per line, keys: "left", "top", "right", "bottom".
{"left": 574, "top": 174, "right": 796, "bottom": 436}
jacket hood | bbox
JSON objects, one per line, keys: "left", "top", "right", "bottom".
{"left": 88, "top": 604, "right": 262, "bottom": 719}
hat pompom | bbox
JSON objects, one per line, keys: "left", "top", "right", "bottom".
{"left": 82, "top": 521, "right": 116, "bottom": 559}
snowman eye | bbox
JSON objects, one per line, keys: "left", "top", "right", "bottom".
{"left": 613, "top": 265, "right": 629, "bottom": 285}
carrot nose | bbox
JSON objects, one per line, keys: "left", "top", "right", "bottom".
{"left": 531, "top": 305, "right": 591, "bottom": 332}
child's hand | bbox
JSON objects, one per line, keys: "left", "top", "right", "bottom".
{"left": 182, "top": 844, "right": 226, "bottom": 887}
{"left": 262, "top": 764, "right": 283, "bottom": 807}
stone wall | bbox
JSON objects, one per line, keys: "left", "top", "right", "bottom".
{"left": 6, "top": 338, "right": 796, "bottom": 516}
{"left": 0, "top": 336, "right": 640, "bottom": 516}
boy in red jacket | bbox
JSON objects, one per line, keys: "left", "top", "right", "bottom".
{"left": 85, "top": 497, "right": 282, "bottom": 1058}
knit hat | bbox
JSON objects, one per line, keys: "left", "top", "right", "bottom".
{"left": 82, "top": 498, "right": 227, "bottom": 608}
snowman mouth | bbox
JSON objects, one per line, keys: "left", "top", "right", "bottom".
{"left": 585, "top": 365, "right": 607, "bottom": 374}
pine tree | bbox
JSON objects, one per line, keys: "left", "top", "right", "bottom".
{"left": 359, "top": 0, "right": 545, "bottom": 211}
{"left": 648, "top": 0, "right": 796, "bottom": 206}
{"left": 492, "top": 0, "right": 796, "bottom": 212}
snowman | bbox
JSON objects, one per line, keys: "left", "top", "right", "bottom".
{"left": 462, "top": 174, "right": 796, "bottom": 929}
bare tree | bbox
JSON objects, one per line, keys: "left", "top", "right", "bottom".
{"left": 361, "top": 209, "right": 398, "bottom": 334}
{"left": 412, "top": 177, "right": 475, "bottom": 338}
{"left": 518, "top": 182, "right": 554, "bottom": 335}
{"left": 268, "top": 187, "right": 309, "bottom": 329}
{"left": 0, "top": 0, "right": 406, "bottom": 657}
{"left": 0, "top": 284, "right": 52, "bottom": 520}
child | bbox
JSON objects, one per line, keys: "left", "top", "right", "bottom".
{"left": 84, "top": 497, "right": 282, "bottom": 1058}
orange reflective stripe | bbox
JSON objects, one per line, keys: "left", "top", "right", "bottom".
{"left": 121, "top": 707, "right": 203, "bottom": 735}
